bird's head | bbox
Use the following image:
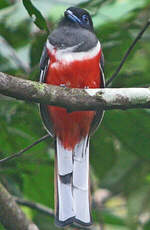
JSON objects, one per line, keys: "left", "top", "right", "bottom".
{"left": 63, "top": 7, "right": 94, "bottom": 32}
{"left": 48, "top": 7, "right": 97, "bottom": 51}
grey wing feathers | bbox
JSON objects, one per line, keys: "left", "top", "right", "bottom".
{"left": 39, "top": 45, "right": 55, "bottom": 137}
{"left": 40, "top": 45, "right": 49, "bottom": 70}
{"left": 90, "top": 52, "right": 105, "bottom": 135}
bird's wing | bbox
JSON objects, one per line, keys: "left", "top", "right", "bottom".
{"left": 39, "top": 45, "right": 55, "bottom": 137}
{"left": 89, "top": 52, "right": 105, "bottom": 135}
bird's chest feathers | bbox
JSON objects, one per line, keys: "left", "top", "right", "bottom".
{"left": 46, "top": 41, "right": 101, "bottom": 88}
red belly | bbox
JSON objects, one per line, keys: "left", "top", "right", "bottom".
{"left": 46, "top": 52, "right": 101, "bottom": 149}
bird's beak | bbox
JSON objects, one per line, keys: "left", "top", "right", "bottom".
{"left": 64, "top": 10, "right": 81, "bottom": 24}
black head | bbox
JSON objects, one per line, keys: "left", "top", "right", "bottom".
{"left": 64, "top": 7, "right": 94, "bottom": 32}
{"left": 49, "top": 7, "right": 97, "bottom": 51}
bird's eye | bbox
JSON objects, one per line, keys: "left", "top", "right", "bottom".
{"left": 81, "top": 14, "right": 89, "bottom": 24}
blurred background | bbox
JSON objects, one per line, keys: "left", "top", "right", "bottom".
{"left": 0, "top": 0, "right": 150, "bottom": 229}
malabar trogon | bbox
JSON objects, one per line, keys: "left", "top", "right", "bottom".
{"left": 39, "top": 7, "right": 105, "bottom": 227}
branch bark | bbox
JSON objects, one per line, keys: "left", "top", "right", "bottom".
{"left": 0, "top": 183, "right": 39, "bottom": 230}
{"left": 0, "top": 72, "right": 150, "bottom": 111}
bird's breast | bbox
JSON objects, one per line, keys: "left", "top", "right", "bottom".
{"left": 46, "top": 41, "right": 101, "bottom": 88}
{"left": 45, "top": 41, "right": 102, "bottom": 149}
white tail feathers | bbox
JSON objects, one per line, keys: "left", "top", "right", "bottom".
{"left": 55, "top": 139, "right": 75, "bottom": 225}
{"left": 73, "top": 187, "right": 90, "bottom": 223}
{"left": 57, "top": 138, "right": 73, "bottom": 175}
{"left": 73, "top": 140, "right": 91, "bottom": 224}
{"left": 57, "top": 175, "right": 74, "bottom": 221}
{"left": 73, "top": 136, "right": 89, "bottom": 190}
{"left": 55, "top": 136, "right": 91, "bottom": 227}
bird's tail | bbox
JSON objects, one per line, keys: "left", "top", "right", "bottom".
{"left": 55, "top": 136, "right": 92, "bottom": 227}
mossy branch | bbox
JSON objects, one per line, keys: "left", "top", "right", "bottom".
{"left": 1, "top": 72, "right": 150, "bottom": 111}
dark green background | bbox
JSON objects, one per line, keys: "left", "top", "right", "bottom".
{"left": 0, "top": 0, "right": 150, "bottom": 229}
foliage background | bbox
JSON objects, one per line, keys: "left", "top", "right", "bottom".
{"left": 0, "top": 0, "right": 150, "bottom": 229}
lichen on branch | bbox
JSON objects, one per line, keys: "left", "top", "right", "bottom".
{"left": 0, "top": 72, "right": 150, "bottom": 111}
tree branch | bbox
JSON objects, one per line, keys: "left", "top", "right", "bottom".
{"left": 14, "top": 197, "right": 92, "bottom": 230}
{"left": 1, "top": 72, "right": 150, "bottom": 111}
{"left": 0, "top": 183, "right": 39, "bottom": 230}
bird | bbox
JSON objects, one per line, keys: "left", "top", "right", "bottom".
{"left": 39, "top": 7, "right": 105, "bottom": 227}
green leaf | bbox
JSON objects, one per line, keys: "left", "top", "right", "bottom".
{"left": 22, "top": 159, "right": 54, "bottom": 208}
{"left": 126, "top": 186, "right": 150, "bottom": 229}
{"left": 93, "top": 209, "right": 126, "bottom": 226}
{"left": 29, "top": 33, "right": 47, "bottom": 68}
{"left": 0, "top": 223, "right": 5, "bottom": 230}
{"left": 22, "top": 0, "right": 49, "bottom": 32}
{"left": 144, "top": 220, "right": 150, "bottom": 230}
{"left": 0, "top": 0, "right": 10, "bottom": 9}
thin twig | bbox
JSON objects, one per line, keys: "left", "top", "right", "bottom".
{"left": 0, "top": 36, "right": 30, "bottom": 74}
{"left": 14, "top": 197, "right": 54, "bottom": 217}
{"left": 14, "top": 197, "right": 92, "bottom": 230}
{"left": 106, "top": 19, "right": 150, "bottom": 87}
{"left": 0, "top": 134, "right": 50, "bottom": 164}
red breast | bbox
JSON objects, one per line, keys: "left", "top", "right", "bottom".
{"left": 45, "top": 45, "right": 102, "bottom": 149}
